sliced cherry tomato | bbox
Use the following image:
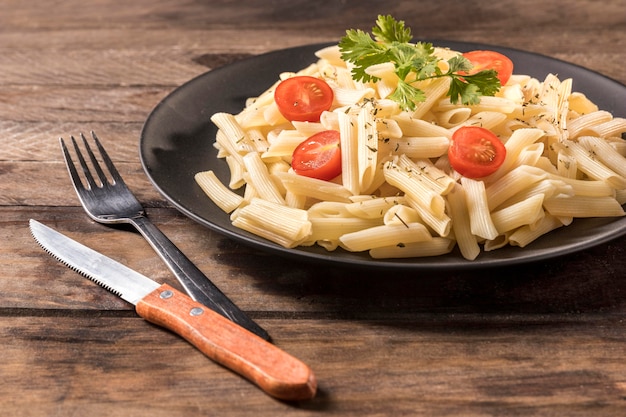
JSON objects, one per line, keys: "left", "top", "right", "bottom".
{"left": 462, "top": 50, "right": 514, "bottom": 86}
{"left": 291, "top": 130, "right": 341, "bottom": 181}
{"left": 448, "top": 126, "right": 506, "bottom": 178}
{"left": 274, "top": 76, "right": 334, "bottom": 122}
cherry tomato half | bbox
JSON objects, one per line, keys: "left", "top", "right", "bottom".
{"left": 291, "top": 130, "right": 341, "bottom": 181}
{"left": 462, "top": 50, "right": 514, "bottom": 86}
{"left": 448, "top": 126, "right": 506, "bottom": 178}
{"left": 274, "top": 76, "right": 334, "bottom": 122}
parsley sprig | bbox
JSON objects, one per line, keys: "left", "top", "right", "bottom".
{"left": 338, "top": 15, "right": 502, "bottom": 111}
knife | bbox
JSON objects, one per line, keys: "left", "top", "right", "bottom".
{"left": 29, "top": 219, "right": 317, "bottom": 401}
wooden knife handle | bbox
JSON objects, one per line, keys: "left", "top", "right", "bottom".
{"left": 135, "top": 284, "right": 316, "bottom": 401}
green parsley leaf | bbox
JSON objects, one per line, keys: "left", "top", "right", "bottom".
{"left": 388, "top": 80, "right": 426, "bottom": 111}
{"left": 338, "top": 29, "right": 389, "bottom": 83}
{"left": 447, "top": 55, "right": 473, "bottom": 73}
{"left": 338, "top": 15, "right": 503, "bottom": 111}
{"left": 371, "top": 14, "right": 412, "bottom": 43}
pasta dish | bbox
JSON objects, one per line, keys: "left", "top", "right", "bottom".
{"left": 194, "top": 20, "right": 626, "bottom": 261}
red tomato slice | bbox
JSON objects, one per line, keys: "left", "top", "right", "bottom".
{"left": 462, "top": 50, "right": 514, "bottom": 86}
{"left": 274, "top": 76, "right": 334, "bottom": 122}
{"left": 291, "top": 130, "right": 341, "bottom": 181}
{"left": 448, "top": 126, "right": 506, "bottom": 178}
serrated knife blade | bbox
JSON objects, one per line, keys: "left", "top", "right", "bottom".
{"left": 29, "top": 219, "right": 316, "bottom": 401}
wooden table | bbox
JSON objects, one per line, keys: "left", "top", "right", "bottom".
{"left": 2, "top": 1, "right": 626, "bottom": 415}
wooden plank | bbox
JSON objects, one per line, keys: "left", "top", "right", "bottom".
{"left": 0, "top": 121, "right": 145, "bottom": 162}
{"left": 0, "top": 85, "right": 169, "bottom": 123}
{"left": 1, "top": 315, "right": 625, "bottom": 416}
{"left": 0, "top": 161, "right": 161, "bottom": 206}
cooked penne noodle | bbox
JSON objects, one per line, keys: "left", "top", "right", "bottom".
{"left": 383, "top": 204, "right": 421, "bottom": 226}
{"left": 566, "top": 110, "right": 613, "bottom": 138}
{"left": 447, "top": 183, "right": 480, "bottom": 261}
{"left": 437, "top": 96, "right": 518, "bottom": 115}
{"left": 369, "top": 238, "right": 455, "bottom": 259}
{"left": 195, "top": 171, "right": 244, "bottom": 213}
{"left": 544, "top": 195, "right": 625, "bottom": 217}
{"left": 357, "top": 103, "right": 379, "bottom": 191}
{"left": 345, "top": 196, "right": 405, "bottom": 219}
{"left": 211, "top": 113, "right": 256, "bottom": 154}
{"left": 285, "top": 189, "right": 307, "bottom": 209}
{"left": 547, "top": 175, "right": 614, "bottom": 197}
{"left": 448, "top": 111, "right": 508, "bottom": 133}
{"left": 616, "top": 189, "right": 626, "bottom": 205}
{"left": 486, "top": 165, "right": 547, "bottom": 210}
{"left": 487, "top": 128, "right": 545, "bottom": 180}
{"left": 263, "top": 102, "right": 289, "bottom": 126}
{"left": 384, "top": 160, "right": 446, "bottom": 218}
{"left": 461, "top": 177, "right": 499, "bottom": 240}
{"left": 567, "top": 91, "right": 599, "bottom": 115}
{"left": 308, "top": 217, "right": 382, "bottom": 242}
{"left": 556, "top": 150, "right": 578, "bottom": 178}
{"left": 587, "top": 117, "right": 626, "bottom": 138}
{"left": 339, "top": 111, "right": 360, "bottom": 195}
{"left": 274, "top": 171, "right": 353, "bottom": 202}
{"left": 292, "top": 121, "right": 326, "bottom": 137}
{"left": 334, "top": 87, "right": 376, "bottom": 107}
{"left": 436, "top": 107, "right": 472, "bottom": 128}
{"left": 411, "top": 77, "right": 451, "bottom": 119}
{"left": 242, "top": 152, "right": 285, "bottom": 205}
{"left": 389, "top": 136, "right": 450, "bottom": 158}
{"left": 558, "top": 141, "right": 626, "bottom": 189}
{"left": 496, "top": 179, "right": 571, "bottom": 209}
{"left": 339, "top": 222, "right": 432, "bottom": 252}
{"left": 508, "top": 215, "right": 566, "bottom": 248}
{"left": 491, "top": 194, "right": 545, "bottom": 234}
{"left": 314, "top": 45, "right": 344, "bottom": 66}
{"left": 395, "top": 155, "right": 455, "bottom": 195}
{"left": 231, "top": 198, "right": 312, "bottom": 248}
{"left": 224, "top": 154, "right": 246, "bottom": 189}
{"left": 261, "top": 130, "right": 306, "bottom": 161}
{"left": 578, "top": 135, "right": 626, "bottom": 178}
{"left": 406, "top": 196, "right": 452, "bottom": 237}
{"left": 392, "top": 113, "right": 451, "bottom": 138}
{"left": 215, "top": 129, "right": 245, "bottom": 167}
{"left": 364, "top": 62, "right": 397, "bottom": 82}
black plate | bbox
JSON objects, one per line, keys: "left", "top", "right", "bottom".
{"left": 140, "top": 41, "right": 626, "bottom": 270}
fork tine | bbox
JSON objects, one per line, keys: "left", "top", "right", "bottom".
{"left": 67, "top": 134, "right": 99, "bottom": 190}
{"left": 80, "top": 132, "right": 110, "bottom": 186}
{"left": 60, "top": 137, "right": 92, "bottom": 191}
{"left": 89, "top": 131, "right": 126, "bottom": 186}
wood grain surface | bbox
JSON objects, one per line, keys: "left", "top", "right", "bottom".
{"left": 1, "top": 1, "right": 625, "bottom": 416}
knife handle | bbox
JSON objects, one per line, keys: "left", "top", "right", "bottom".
{"left": 135, "top": 284, "right": 317, "bottom": 401}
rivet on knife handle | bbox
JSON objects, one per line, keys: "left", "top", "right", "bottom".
{"left": 137, "top": 283, "right": 316, "bottom": 401}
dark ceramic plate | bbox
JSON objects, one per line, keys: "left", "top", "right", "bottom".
{"left": 140, "top": 41, "right": 626, "bottom": 270}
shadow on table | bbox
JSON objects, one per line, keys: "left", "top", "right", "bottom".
{"left": 212, "top": 236, "right": 626, "bottom": 318}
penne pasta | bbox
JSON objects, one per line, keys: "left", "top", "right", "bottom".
{"left": 339, "top": 222, "right": 432, "bottom": 252}
{"left": 369, "top": 238, "right": 455, "bottom": 259}
{"left": 193, "top": 43, "right": 626, "bottom": 261}
{"left": 195, "top": 171, "right": 244, "bottom": 213}
{"left": 461, "top": 177, "right": 499, "bottom": 241}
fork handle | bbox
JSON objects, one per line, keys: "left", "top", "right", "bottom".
{"left": 128, "top": 215, "right": 271, "bottom": 341}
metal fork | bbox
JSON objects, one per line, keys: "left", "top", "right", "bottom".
{"left": 60, "top": 131, "right": 270, "bottom": 341}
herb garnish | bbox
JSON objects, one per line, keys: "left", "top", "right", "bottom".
{"left": 338, "top": 15, "right": 502, "bottom": 111}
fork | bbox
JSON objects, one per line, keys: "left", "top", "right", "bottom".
{"left": 60, "top": 131, "right": 270, "bottom": 341}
